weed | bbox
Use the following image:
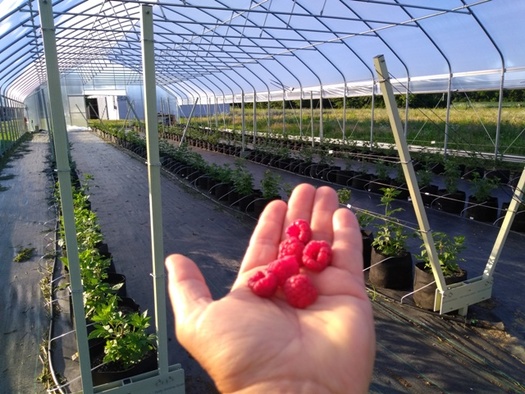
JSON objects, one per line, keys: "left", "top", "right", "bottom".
{"left": 14, "top": 246, "right": 35, "bottom": 262}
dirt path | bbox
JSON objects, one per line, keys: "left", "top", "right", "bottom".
{"left": 0, "top": 133, "right": 54, "bottom": 394}
{"left": 67, "top": 130, "right": 259, "bottom": 392}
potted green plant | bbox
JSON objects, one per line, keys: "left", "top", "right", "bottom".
{"left": 368, "top": 161, "right": 391, "bottom": 194}
{"left": 208, "top": 163, "right": 233, "bottom": 200}
{"left": 232, "top": 160, "right": 254, "bottom": 196}
{"left": 261, "top": 169, "right": 281, "bottom": 199}
{"left": 416, "top": 162, "right": 438, "bottom": 207}
{"left": 231, "top": 159, "right": 256, "bottom": 212}
{"left": 88, "top": 295, "right": 157, "bottom": 386}
{"left": 390, "top": 164, "right": 410, "bottom": 200}
{"left": 356, "top": 209, "right": 375, "bottom": 271}
{"left": 413, "top": 232, "right": 467, "bottom": 310}
{"left": 337, "top": 188, "right": 352, "bottom": 206}
{"left": 310, "top": 143, "right": 334, "bottom": 179}
{"left": 466, "top": 173, "right": 500, "bottom": 223}
{"left": 437, "top": 158, "right": 466, "bottom": 214}
{"left": 252, "top": 170, "right": 282, "bottom": 217}
{"left": 350, "top": 162, "right": 372, "bottom": 191}
{"left": 369, "top": 188, "right": 414, "bottom": 290}
{"left": 297, "top": 144, "right": 314, "bottom": 175}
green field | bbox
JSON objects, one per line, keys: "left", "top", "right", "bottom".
{"left": 183, "top": 105, "right": 525, "bottom": 157}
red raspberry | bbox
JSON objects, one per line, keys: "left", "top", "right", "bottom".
{"left": 278, "top": 237, "right": 305, "bottom": 262}
{"left": 267, "top": 255, "right": 300, "bottom": 286}
{"left": 283, "top": 274, "right": 318, "bottom": 309}
{"left": 285, "top": 219, "right": 312, "bottom": 244}
{"left": 302, "top": 240, "right": 333, "bottom": 272}
{"left": 248, "top": 270, "right": 278, "bottom": 298}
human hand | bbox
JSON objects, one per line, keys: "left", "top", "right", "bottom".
{"left": 165, "top": 183, "right": 376, "bottom": 393}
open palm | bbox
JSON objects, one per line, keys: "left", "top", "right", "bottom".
{"left": 166, "top": 184, "right": 375, "bottom": 393}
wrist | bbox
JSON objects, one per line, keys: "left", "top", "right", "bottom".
{"left": 225, "top": 380, "right": 334, "bottom": 394}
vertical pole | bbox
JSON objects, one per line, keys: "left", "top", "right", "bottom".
{"left": 241, "top": 91, "right": 246, "bottom": 151}
{"left": 319, "top": 88, "right": 323, "bottom": 141}
{"left": 310, "top": 91, "right": 314, "bottom": 147}
{"left": 167, "top": 97, "right": 171, "bottom": 128}
{"left": 282, "top": 88, "right": 286, "bottom": 135}
{"left": 0, "top": 95, "right": 6, "bottom": 154}
{"left": 444, "top": 79, "right": 452, "bottom": 157}
{"left": 214, "top": 96, "right": 219, "bottom": 129}
{"left": 267, "top": 95, "right": 271, "bottom": 136}
{"left": 370, "top": 81, "right": 375, "bottom": 146}
{"left": 494, "top": 75, "right": 505, "bottom": 160}
{"left": 299, "top": 89, "right": 303, "bottom": 137}
{"left": 252, "top": 92, "right": 257, "bottom": 142}
{"left": 373, "top": 55, "right": 447, "bottom": 295}
{"left": 38, "top": 1, "right": 94, "bottom": 392}
{"left": 141, "top": 4, "right": 169, "bottom": 374}
{"left": 342, "top": 93, "right": 347, "bottom": 140}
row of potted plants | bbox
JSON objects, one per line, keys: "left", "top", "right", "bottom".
{"left": 89, "top": 119, "right": 524, "bottom": 232}
{"left": 92, "top": 125, "right": 284, "bottom": 219}
{"left": 89, "top": 122, "right": 508, "bottom": 312}
{"left": 57, "top": 174, "right": 157, "bottom": 386}
{"left": 338, "top": 187, "right": 468, "bottom": 311}
{"left": 90, "top": 119, "right": 521, "bottom": 190}
{"left": 150, "top": 121, "right": 524, "bottom": 229}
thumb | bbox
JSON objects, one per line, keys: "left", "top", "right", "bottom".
{"left": 165, "top": 254, "right": 212, "bottom": 325}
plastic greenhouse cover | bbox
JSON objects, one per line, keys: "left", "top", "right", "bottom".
{"left": 1, "top": 0, "right": 524, "bottom": 104}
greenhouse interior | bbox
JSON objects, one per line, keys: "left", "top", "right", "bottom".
{"left": 1, "top": 0, "right": 524, "bottom": 393}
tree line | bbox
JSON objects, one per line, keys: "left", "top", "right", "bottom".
{"left": 234, "top": 89, "right": 525, "bottom": 110}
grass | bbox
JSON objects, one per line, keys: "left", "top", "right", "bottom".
{"left": 186, "top": 105, "right": 525, "bottom": 156}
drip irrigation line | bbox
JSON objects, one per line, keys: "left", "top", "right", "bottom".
{"left": 45, "top": 171, "right": 67, "bottom": 394}
{"left": 350, "top": 205, "right": 422, "bottom": 233}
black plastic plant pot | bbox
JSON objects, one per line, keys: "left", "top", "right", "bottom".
{"left": 367, "top": 178, "right": 391, "bottom": 194}
{"left": 104, "top": 273, "right": 127, "bottom": 298}
{"left": 413, "top": 262, "right": 467, "bottom": 311}
{"left": 237, "top": 194, "right": 254, "bottom": 212}
{"left": 499, "top": 202, "right": 525, "bottom": 233}
{"left": 435, "top": 190, "right": 466, "bottom": 215}
{"left": 465, "top": 196, "right": 499, "bottom": 223}
{"left": 335, "top": 170, "right": 355, "bottom": 186}
{"left": 351, "top": 174, "right": 372, "bottom": 191}
{"left": 227, "top": 190, "right": 241, "bottom": 206}
{"left": 212, "top": 182, "right": 233, "bottom": 201}
{"left": 369, "top": 248, "right": 413, "bottom": 290}
{"left": 309, "top": 163, "right": 330, "bottom": 179}
{"left": 251, "top": 196, "right": 281, "bottom": 218}
{"left": 90, "top": 341, "right": 158, "bottom": 387}
{"left": 419, "top": 185, "right": 439, "bottom": 207}
{"left": 324, "top": 166, "right": 341, "bottom": 183}
{"left": 195, "top": 175, "right": 212, "bottom": 190}
{"left": 361, "top": 230, "right": 373, "bottom": 271}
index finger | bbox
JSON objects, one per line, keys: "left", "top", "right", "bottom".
{"left": 236, "top": 184, "right": 317, "bottom": 279}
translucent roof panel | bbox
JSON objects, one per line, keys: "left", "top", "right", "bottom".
{"left": 1, "top": 0, "right": 524, "bottom": 104}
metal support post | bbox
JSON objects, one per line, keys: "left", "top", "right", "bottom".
{"left": 37, "top": 0, "right": 94, "bottom": 392}
{"left": 484, "top": 167, "right": 525, "bottom": 278}
{"left": 241, "top": 91, "right": 246, "bottom": 152}
{"left": 141, "top": 4, "right": 169, "bottom": 375}
{"left": 179, "top": 98, "right": 198, "bottom": 147}
{"left": 373, "top": 55, "right": 447, "bottom": 308}
{"left": 310, "top": 91, "right": 314, "bottom": 147}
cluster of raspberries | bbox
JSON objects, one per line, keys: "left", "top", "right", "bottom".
{"left": 247, "top": 219, "right": 333, "bottom": 309}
